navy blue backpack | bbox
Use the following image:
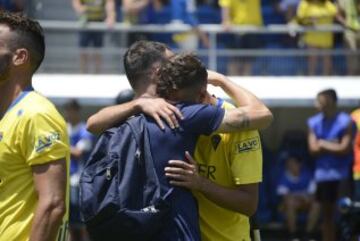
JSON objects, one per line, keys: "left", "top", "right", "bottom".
{"left": 79, "top": 115, "right": 171, "bottom": 241}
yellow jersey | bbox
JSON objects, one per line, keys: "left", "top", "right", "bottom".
{"left": 219, "top": 0, "right": 263, "bottom": 26}
{"left": 81, "top": 0, "right": 105, "bottom": 21}
{"left": 194, "top": 100, "right": 263, "bottom": 241}
{"left": 297, "top": 0, "right": 337, "bottom": 48}
{"left": 0, "top": 90, "right": 70, "bottom": 241}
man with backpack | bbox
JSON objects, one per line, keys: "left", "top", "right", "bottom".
{"left": 85, "top": 40, "right": 273, "bottom": 240}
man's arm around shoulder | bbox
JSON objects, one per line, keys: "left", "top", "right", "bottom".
{"left": 87, "top": 97, "right": 183, "bottom": 134}
{"left": 207, "top": 71, "right": 273, "bottom": 132}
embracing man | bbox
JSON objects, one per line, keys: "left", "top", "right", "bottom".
{"left": 87, "top": 40, "right": 273, "bottom": 241}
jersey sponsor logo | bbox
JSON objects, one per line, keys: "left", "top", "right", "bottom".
{"left": 235, "top": 136, "right": 260, "bottom": 153}
{"left": 211, "top": 134, "right": 221, "bottom": 150}
{"left": 198, "top": 164, "right": 216, "bottom": 180}
{"left": 35, "top": 131, "right": 60, "bottom": 153}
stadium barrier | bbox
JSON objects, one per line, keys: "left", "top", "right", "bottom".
{"left": 38, "top": 20, "right": 360, "bottom": 74}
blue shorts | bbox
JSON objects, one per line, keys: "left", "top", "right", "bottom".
{"left": 79, "top": 31, "right": 104, "bottom": 48}
{"left": 225, "top": 34, "right": 263, "bottom": 62}
{"left": 228, "top": 34, "right": 263, "bottom": 49}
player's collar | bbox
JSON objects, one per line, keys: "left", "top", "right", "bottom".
{"left": 4, "top": 85, "right": 34, "bottom": 115}
{"left": 216, "top": 98, "right": 224, "bottom": 108}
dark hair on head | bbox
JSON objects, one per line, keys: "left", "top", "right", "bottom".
{"left": 124, "top": 40, "right": 169, "bottom": 89}
{"left": 318, "top": 88, "right": 338, "bottom": 103}
{"left": 64, "top": 99, "right": 81, "bottom": 111}
{"left": 156, "top": 53, "right": 208, "bottom": 99}
{"left": 0, "top": 11, "right": 45, "bottom": 74}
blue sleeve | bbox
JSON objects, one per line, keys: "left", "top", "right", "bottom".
{"left": 181, "top": 104, "right": 225, "bottom": 136}
{"left": 307, "top": 117, "right": 314, "bottom": 130}
{"left": 80, "top": 127, "right": 93, "bottom": 141}
{"left": 170, "top": 0, "right": 198, "bottom": 26}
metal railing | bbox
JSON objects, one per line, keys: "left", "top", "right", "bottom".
{"left": 39, "top": 20, "right": 358, "bottom": 74}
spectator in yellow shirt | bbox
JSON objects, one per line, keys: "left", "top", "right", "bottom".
{"left": 296, "top": 0, "right": 338, "bottom": 75}
{"left": 219, "top": 0, "right": 263, "bottom": 76}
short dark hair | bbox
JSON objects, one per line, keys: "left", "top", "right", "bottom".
{"left": 318, "top": 88, "right": 338, "bottom": 103}
{"left": 0, "top": 11, "right": 45, "bottom": 74}
{"left": 123, "top": 41, "right": 169, "bottom": 90}
{"left": 156, "top": 54, "right": 208, "bottom": 99}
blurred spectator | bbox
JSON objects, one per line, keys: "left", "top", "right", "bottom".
{"left": 277, "top": 0, "right": 300, "bottom": 22}
{"left": 121, "top": 0, "right": 150, "bottom": 45}
{"left": 296, "top": 0, "right": 337, "bottom": 76}
{"left": 72, "top": 0, "right": 116, "bottom": 73}
{"left": 337, "top": 0, "right": 360, "bottom": 75}
{"left": 307, "top": 89, "right": 354, "bottom": 241}
{"left": 0, "top": 0, "right": 24, "bottom": 12}
{"left": 122, "top": 0, "right": 148, "bottom": 24}
{"left": 352, "top": 106, "right": 360, "bottom": 201}
{"left": 277, "top": 155, "right": 319, "bottom": 241}
{"left": 219, "top": 0, "right": 263, "bottom": 75}
{"left": 64, "top": 99, "right": 94, "bottom": 241}
{"left": 170, "top": 0, "right": 210, "bottom": 50}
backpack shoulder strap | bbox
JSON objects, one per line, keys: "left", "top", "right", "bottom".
{"left": 126, "top": 115, "right": 145, "bottom": 147}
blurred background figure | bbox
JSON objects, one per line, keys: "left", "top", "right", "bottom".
{"left": 307, "top": 89, "right": 354, "bottom": 241}
{"left": 115, "top": 88, "right": 135, "bottom": 104}
{"left": 72, "top": 0, "right": 116, "bottom": 73}
{"left": 352, "top": 105, "right": 360, "bottom": 201}
{"left": 219, "top": 0, "right": 263, "bottom": 76}
{"left": 277, "top": 155, "right": 319, "bottom": 241}
{"left": 121, "top": 0, "right": 149, "bottom": 44}
{"left": 0, "top": 0, "right": 24, "bottom": 12}
{"left": 122, "top": 0, "right": 148, "bottom": 24}
{"left": 337, "top": 0, "right": 360, "bottom": 75}
{"left": 64, "top": 99, "right": 94, "bottom": 241}
{"left": 296, "top": 0, "right": 337, "bottom": 76}
{"left": 170, "top": 0, "right": 210, "bottom": 50}
{"left": 277, "top": 0, "right": 300, "bottom": 22}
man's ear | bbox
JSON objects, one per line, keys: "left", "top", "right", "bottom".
{"left": 12, "top": 48, "right": 29, "bottom": 66}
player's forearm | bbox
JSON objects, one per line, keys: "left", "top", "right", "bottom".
{"left": 319, "top": 139, "right": 352, "bottom": 155}
{"left": 217, "top": 76, "right": 266, "bottom": 109}
{"left": 217, "top": 77, "right": 273, "bottom": 130}
{"left": 199, "top": 178, "right": 258, "bottom": 216}
{"left": 218, "top": 107, "right": 272, "bottom": 133}
{"left": 87, "top": 100, "right": 141, "bottom": 134}
{"left": 30, "top": 198, "right": 66, "bottom": 241}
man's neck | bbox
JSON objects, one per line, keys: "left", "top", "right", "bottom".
{"left": 0, "top": 78, "right": 31, "bottom": 118}
{"left": 323, "top": 108, "right": 337, "bottom": 119}
{"left": 134, "top": 84, "right": 157, "bottom": 99}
